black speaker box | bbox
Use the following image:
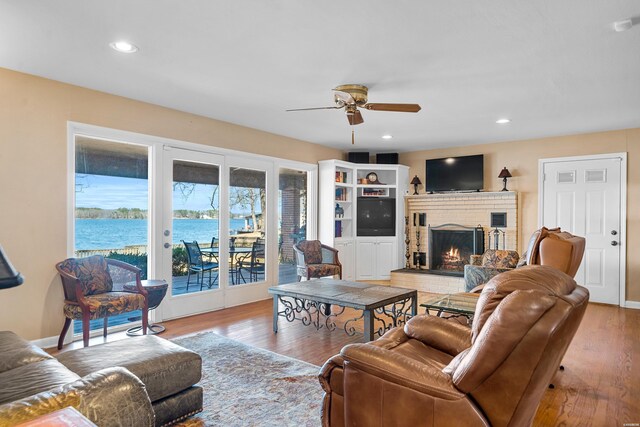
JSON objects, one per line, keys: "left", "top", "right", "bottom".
{"left": 376, "top": 153, "right": 399, "bottom": 164}
{"left": 347, "top": 152, "right": 370, "bottom": 164}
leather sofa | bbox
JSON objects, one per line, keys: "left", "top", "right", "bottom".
{"left": 319, "top": 265, "right": 589, "bottom": 427}
{"left": 0, "top": 332, "right": 202, "bottom": 427}
{"left": 464, "top": 227, "right": 586, "bottom": 291}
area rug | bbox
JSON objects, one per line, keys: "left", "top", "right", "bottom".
{"left": 171, "top": 332, "right": 323, "bottom": 427}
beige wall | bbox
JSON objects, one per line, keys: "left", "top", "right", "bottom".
{"left": 0, "top": 68, "right": 342, "bottom": 341}
{"left": 399, "top": 128, "right": 640, "bottom": 301}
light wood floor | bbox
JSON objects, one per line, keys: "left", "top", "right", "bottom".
{"left": 54, "top": 291, "right": 640, "bottom": 426}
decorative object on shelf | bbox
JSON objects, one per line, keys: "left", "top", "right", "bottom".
{"left": 366, "top": 172, "right": 379, "bottom": 184}
{"left": 498, "top": 167, "right": 512, "bottom": 191}
{"left": 415, "top": 230, "right": 421, "bottom": 269}
{"left": 362, "top": 188, "right": 387, "bottom": 197}
{"left": 335, "top": 203, "right": 344, "bottom": 218}
{"left": 0, "top": 245, "right": 23, "bottom": 290}
{"left": 410, "top": 175, "right": 422, "bottom": 195}
{"left": 404, "top": 216, "right": 411, "bottom": 269}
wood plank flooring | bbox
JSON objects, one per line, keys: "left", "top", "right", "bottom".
{"left": 53, "top": 292, "right": 640, "bottom": 426}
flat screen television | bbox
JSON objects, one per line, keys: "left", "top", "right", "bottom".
{"left": 357, "top": 198, "right": 396, "bottom": 236}
{"left": 425, "top": 154, "right": 484, "bottom": 192}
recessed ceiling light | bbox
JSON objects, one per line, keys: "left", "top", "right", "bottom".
{"left": 382, "top": 134, "right": 393, "bottom": 140}
{"left": 496, "top": 118, "right": 511, "bottom": 124}
{"left": 109, "top": 41, "right": 138, "bottom": 53}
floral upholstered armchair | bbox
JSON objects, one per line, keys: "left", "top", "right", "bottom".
{"left": 293, "top": 240, "right": 342, "bottom": 281}
{"left": 463, "top": 249, "right": 520, "bottom": 292}
{"left": 55, "top": 255, "right": 149, "bottom": 349}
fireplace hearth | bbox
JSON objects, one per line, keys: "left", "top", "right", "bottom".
{"left": 428, "top": 224, "right": 484, "bottom": 276}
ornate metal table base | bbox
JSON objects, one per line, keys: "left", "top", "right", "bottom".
{"left": 272, "top": 294, "right": 416, "bottom": 342}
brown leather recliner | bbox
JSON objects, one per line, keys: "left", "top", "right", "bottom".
{"left": 319, "top": 265, "right": 589, "bottom": 427}
{"left": 522, "top": 227, "right": 585, "bottom": 278}
{"left": 465, "top": 227, "right": 586, "bottom": 292}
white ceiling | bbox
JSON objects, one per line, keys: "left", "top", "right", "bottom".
{"left": 1, "top": 1, "right": 639, "bottom": 152}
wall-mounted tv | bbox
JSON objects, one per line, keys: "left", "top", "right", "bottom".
{"left": 425, "top": 154, "right": 484, "bottom": 192}
{"left": 357, "top": 198, "right": 396, "bottom": 236}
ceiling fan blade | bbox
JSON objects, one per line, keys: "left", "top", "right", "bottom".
{"left": 363, "top": 103, "right": 421, "bottom": 113}
{"left": 346, "top": 110, "right": 364, "bottom": 126}
{"left": 285, "top": 106, "right": 340, "bottom": 112}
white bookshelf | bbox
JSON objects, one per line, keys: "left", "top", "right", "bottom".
{"left": 319, "top": 160, "right": 409, "bottom": 280}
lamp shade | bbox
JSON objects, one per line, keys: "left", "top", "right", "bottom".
{"left": 498, "top": 167, "right": 512, "bottom": 178}
{"left": 410, "top": 175, "right": 422, "bottom": 185}
{"left": 0, "top": 245, "right": 23, "bottom": 290}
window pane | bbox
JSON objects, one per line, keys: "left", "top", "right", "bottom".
{"left": 278, "top": 168, "right": 307, "bottom": 284}
{"left": 171, "top": 160, "right": 220, "bottom": 295}
{"left": 230, "top": 167, "right": 266, "bottom": 285}
{"left": 74, "top": 137, "right": 149, "bottom": 333}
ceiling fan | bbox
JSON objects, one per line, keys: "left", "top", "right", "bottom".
{"left": 286, "top": 84, "right": 421, "bottom": 127}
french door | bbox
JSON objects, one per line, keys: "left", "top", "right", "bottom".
{"left": 159, "top": 147, "right": 226, "bottom": 318}
{"left": 158, "top": 148, "right": 273, "bottom": 319}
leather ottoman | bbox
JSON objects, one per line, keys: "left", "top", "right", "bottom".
{"left": 57, "top": 335, "right": 202, "bottom": 427}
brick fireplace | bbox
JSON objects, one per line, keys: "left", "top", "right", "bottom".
{"left": 391, "top": 191, "right": 518, "bottom": 293}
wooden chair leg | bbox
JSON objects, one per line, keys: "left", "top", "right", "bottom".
{"left": 103, "top": 317, "right": 108, "bottom": 338}
{"left": 82, "top": 312, "right": 90, "bottom": 347}
{"left": 58, "top": 318, "right": 72, "bottom": 350}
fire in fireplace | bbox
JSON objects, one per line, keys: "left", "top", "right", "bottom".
{"left": 441, "top": 246, "right": 464, "bottom": 270}
{"left": 428, "top": 224, "right": 484, "bottom": 276}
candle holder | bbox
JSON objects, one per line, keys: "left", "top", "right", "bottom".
{"left": 415, "top": 230, "right": 421, "bottom": 270}
{"left": 404, "top": 216, "right": 411, "bottom": 269}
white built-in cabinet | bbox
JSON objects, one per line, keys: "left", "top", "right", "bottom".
{"left": 334, "top": 240, "right": 356, "bottom": 280}
{"left": 318, "top": 160, "right": 408, "bottom": 280}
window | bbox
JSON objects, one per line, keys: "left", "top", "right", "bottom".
{"left": 74, "top": 136, "right": 149, "bottom": 333}
{"left": 278, "top": 168, "right": 308, "bottom": 284}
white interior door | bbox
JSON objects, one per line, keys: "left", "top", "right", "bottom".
{"left": 160, "top": 147, "right": 227, "bottom": 319}
{"left": 541, "top": 155, "right": 624, "bottom": 305}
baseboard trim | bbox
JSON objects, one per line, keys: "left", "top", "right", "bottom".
{"left": 31, "top": 323, "right": 133, "bottom": 350}
{"left": 31, "top": 335, "right": 59, "bottom": 349}
{"left": 623, "top": 300, "right": 640, "bottom": 309}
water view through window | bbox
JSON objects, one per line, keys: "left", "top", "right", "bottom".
{"left": 74, "top": 137, "right": 149, "bottom": 333}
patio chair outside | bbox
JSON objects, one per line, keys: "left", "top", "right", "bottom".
{"left": 237, "top": 238, "right": 266, "bottom": 283}
{"left": 182, "top": 240, "right": 219, "bottom": 291}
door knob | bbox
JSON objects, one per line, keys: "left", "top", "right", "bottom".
{"left": 611, "top": 230, "right": 618, "bottom": 235}
{"left": 611, "top": 241, "right": 618, "bottom": 246}
{"left": 164, "top": 243, "right": 171, "bottom": 248}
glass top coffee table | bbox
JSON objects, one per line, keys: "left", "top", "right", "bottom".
{"left": 420, "top": 293, "right": 479, "bottom": 324}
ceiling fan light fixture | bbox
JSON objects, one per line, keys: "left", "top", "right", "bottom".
{"left": 110, "top": 40, "right": 138, "bottom": 53}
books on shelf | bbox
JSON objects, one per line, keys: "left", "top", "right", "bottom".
{"left": 335, "top": 188, "right": 348, "bottom": 201}
{"left": 335, "top": 220, "right": 342, "bottom": 238}
{"left": 335, "top": 171, "right": 348, "bottom": 183}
